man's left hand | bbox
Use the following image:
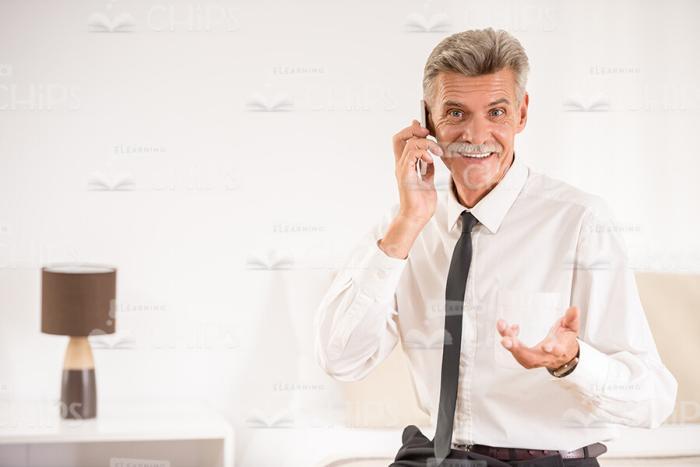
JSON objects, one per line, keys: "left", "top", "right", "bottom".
{"left": 496, "top": 306, "right": 580, "bottom": 370}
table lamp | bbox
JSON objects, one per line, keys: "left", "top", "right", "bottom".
{"left": 41, "top": 263, "right": 117, "bottom": 420}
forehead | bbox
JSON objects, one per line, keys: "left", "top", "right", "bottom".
{"left": 434, "top": 68, "right": 516, "bottom": 107}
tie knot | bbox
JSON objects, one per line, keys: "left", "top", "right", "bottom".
{"left": 460, "top": 210, "right": 477, "bottom": 232}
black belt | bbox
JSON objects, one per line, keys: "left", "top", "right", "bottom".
{"left": 452, "top": 442, "right": 607, "bottom": 461}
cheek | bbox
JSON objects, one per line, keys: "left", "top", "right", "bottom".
{"left": 491, "top": 123, "right": 514, "bottom": 148}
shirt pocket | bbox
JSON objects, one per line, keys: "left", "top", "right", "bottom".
{"left": 493, "top": 290, "right": 564, "bottom": 370}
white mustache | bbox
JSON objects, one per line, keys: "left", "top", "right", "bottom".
{"left": 448, "top": 143, "right": 502, "bottom": 155}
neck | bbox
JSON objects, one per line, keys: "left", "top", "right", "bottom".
{"left": 453, "top": 152, "right": 515, "bottom": 208}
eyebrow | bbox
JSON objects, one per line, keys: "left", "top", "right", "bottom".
{"left": 442, "top": 97, "right": 511, "bottom": 109}
{"left": 487, "top": 98, "right": 510, "bottom": 107}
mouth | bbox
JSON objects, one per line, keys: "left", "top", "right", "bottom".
{"left": 456, "top": 151, "right": 497, "bottom": 161}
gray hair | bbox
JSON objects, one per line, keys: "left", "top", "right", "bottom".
{"left": 423, "top": 28, "right": 530, "bottom": 107}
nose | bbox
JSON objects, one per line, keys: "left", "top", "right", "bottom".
{"left": 459, "top": 115, "right": 489, "bottom": 146}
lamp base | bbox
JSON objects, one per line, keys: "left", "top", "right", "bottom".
{"left": 60, "top": 368, "right": 96, "bottom": 419}
{"left": 60, "top": 336, "right": 97, "bottom": 420}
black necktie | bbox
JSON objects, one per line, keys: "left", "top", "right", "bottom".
{"left": 433, "top": 210, "right": 478, "bottom": 463}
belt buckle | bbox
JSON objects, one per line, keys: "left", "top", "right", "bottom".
{"left": 558, "top": 449, "right": 576, "bottom": 459}
{"left": 454, "top": 443, "right": 472, "bottom": 451}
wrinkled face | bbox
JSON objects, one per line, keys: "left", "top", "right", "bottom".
{"left": 427, "top": 68, "right": 528, "bottom": 193}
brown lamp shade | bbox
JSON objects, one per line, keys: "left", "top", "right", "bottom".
{"left": 41, "top": 263, "right": 117, "bottom": 336}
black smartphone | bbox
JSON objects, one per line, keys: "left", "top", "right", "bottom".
{"left": 416, "top": 99, "right": 434, "bottom": 180}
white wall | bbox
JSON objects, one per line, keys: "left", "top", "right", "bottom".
{"left": 1, "top": 0, "right": 699, "bottom": 465}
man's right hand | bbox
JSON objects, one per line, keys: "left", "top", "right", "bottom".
{"left": 379, "top": 121, "right": 443, "bottom": 260}
{"left": 392, "top": 119, "right": 442, "bottom": 225}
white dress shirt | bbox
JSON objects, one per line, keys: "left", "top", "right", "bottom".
{"left": 314, "top": 153, "right": 677, "bottom": 450}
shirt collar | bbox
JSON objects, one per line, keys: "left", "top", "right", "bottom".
{"left": 447, "top": 152, "right": 529, "bottom": 234}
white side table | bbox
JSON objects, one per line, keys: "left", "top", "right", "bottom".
{"left": 0, "top": 400, "right": 234, "bottom": 467}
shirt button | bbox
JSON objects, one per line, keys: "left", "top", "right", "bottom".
{"left": 376, "top": 268, "right": 387, "bottom": 278}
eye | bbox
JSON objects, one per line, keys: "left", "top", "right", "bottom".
{"left": 448, "top": 109, "right": 463, "bottom": 118}
{"left": 489, "top": 108, "right": 505, "bottom": 118}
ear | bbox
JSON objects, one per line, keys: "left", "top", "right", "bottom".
{"left": 516, "top": 92, "right": 529, "bottom": 133}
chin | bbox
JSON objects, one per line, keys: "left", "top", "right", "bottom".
{"left": 451, "top": 156, "right": 502, "bottom": 191}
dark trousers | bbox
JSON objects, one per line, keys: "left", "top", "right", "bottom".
{"left": 389, "top": 425, "right": 601, "bottom": 467}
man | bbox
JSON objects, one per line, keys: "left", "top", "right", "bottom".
{"left": 314, "top": 28, "right": 677, "bottom": 467}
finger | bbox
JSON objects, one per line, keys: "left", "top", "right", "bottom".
{"left": 393, "top": 122, "right": 430, "bottom": 161}
{"left": 412, "top": 118, "right": 430, "bottom": 133}
{"left": 419, "top": 156, "right": 436, "bottom": 184}
{"left": 399, "top": 137, "right": 434, "bottom": 167}
{"left": 497, "top": 322, "right": 520, "bottom": 341}
{"left": 510, "top": 324, "right": 520, "bottom": 337}
{"left": 501, "top": 332, "right": 522, "bottom": 351}
{"left": 496, "top": 319, "right": 509, "bottom": 335}
{"left": 401, "top": 139, "right": 443, "bottom": 171}
{"left": 399, "top": 148, "right": 433, "bottom": 181}
{"left": 500, "top": 323, "right": 519, "bottom": 339}
{"left": 409, "top": 148, "right": 434, "bottom": 167}
{"left": 407, "top": 138, "right": 444, "bottom": 157}
{"left": 502, "top": 322, "right": 519, "bottom": 338}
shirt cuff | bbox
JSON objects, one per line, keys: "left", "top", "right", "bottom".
{"left": 552, "top": 338, "right": 610, "bottom": 396}
{"left": 348, "top": 238, "right": 408, "bottom": 301}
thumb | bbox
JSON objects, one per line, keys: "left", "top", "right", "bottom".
{"left": 562, "top": 306, "right": 580, "bottom": 331}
